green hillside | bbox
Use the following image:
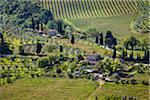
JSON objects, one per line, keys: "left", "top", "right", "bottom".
{"left": 40, "top": 0, "right": 149, "bottom": 19}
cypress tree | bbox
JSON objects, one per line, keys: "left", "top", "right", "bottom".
{"left": 113, "top": 38, "right": 117, "bottom": 47}
{"left": 95, "top": 35, "right": 99, "bottom": 44}
{"left": 130, "top": 51, "right": 133, "bottom": 61}
{"left": 100, "top": 33, "right": 103, "bottom": 45}
{"left": 57, "top": 20, "right": 63, "bottom": 34}
{"left": 36, "top": 40, "right": 42, "bottom": 54}
{"left": 144, "top": 49, "right": 147, "bottom": 61}
{"left": 41, "top": 22, "right": 43, "bottom": 31}
{"left": 146, "top": 49, "right": 149, "bottom": 61}
{"left": 0, "top": 32, "right": 4, "bottom": 44}
{"left": 71, "top": 35, "right": 75, "bottom": 44}
{"left": 112, "top": 46, "right": 116, "bottom": 59}
{"left": 36, "top": 21, "right": 40, "bottom": 30}
{"left": 60, "top": 45, "right": 63, "bottom": 52}
{"left": 31, "top": 18, "right": 35, "bottom": 30}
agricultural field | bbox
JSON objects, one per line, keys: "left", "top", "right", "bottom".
{"left": 90, "top": 83, "right": 149, "bottom": 100}
{"left": 0, "top": 0, "right": 149, "bottom": 100}
{"left": 0, "top": 78, "right": 99, "bottom": 100}
{"left": 39, "top": 0, "right": 149, "bottom": 38}
{"left": 66, "top": 13, "right": 147, "bottom": 41}
{"left": 40, "top": 0, "right": 148, "bottom": 19}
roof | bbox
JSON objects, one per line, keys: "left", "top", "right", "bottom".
{"left": 48, "top": 29, "right": 58, "bottom": 36}
{"left": 49, "top": 29, "right": 58, "bottom": 32}
{"left": 83, "top": 69, "right": 95, "bottom": 73}
{"left": 87, "top": 54, "right": 101, "bottom": 61}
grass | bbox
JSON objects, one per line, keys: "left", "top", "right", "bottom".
{"left": 91, "top": 83, "right": 149, "bottom": 100}
{"left": 0, "top": 78, "right": 99, "bottom": 100}
{"left": 89, "top": 72, "right": 149, "bottom": 100}
{"left": 134, "top": 72, "right": 149, "bottom": 81}
{"left": 57, "top": 39, "right": 113, "bottom": 56}
{"left": 67, "top": 13, "right": 148, "bottom": 42}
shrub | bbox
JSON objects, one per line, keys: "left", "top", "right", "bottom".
{"left": 115, "top": 80, "right": 120, "bottom": 84}
{"left": 67, "top": 72, "right": 73, "bottom": 79}
{"left": 7, "top": 77, "right": 15, "bottom": 83}
{"left": 131, "top": 79, "right": 138, "bottom": 84}
{"left": 142, "top": 80, "right": 149, "bottom": 85}
{"left": 56, "top": 68, "right": 62, "bottom": 74}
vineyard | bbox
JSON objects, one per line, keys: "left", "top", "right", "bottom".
{"left": 39, "top": 0, "right": 149, "bottom": 19}
{"left": 132, "top": 14, "right": 150, "bottom": 33}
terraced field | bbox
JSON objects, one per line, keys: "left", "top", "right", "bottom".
{"left": 40, "top": 0, "right": 149, "bottom": 19}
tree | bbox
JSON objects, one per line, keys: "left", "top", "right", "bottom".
{"left": 36, "top": 21, "right": 40, "bottom": 30}
{"left": 47, "top": 20, "right": 57, "bottom": 30}
{"left": 105, "top": 31, "right": 115, "bottom": 47}
{"left": 36, "top": 58, "right": 49, "bottom": 68}
{"left": 67, "top": 72, "right": 73, "bottom": 79}
{"left": 31, "top": 18, "right": 35, "bottom": 30}
{"left": 129, "top": 36, "right": 139, "bottom": 50}
{"left": 112, "top": 38, "right": 117, "bottom": 47}
{"left": 147, "top": 50, "right": 149, "bottom": 61}
{"left": 95, "top": 35, "right": 99, "bottom": 44}
{"left": 56, "top": 68, "right": 62, "bottom": 74}
{"left": 39, "top": 10, "right": 53, "bottom": 24}
{"left": 41, "top": 22, "right": 43, "bottom": 31}
{"left": 96, "top": 58, "right": 121, "bottom": 74}
{"left": 86, "top": 28, "right": 97, "bottom": 36}
{"left": 60, "top": 45, "right": 63, "bottom": 52}
{"left": 36, "top": 41, "right": 42, "bottom": 54}
{"left": 0, "top": 32, "right": 4, "bottom": 44}
{"left": 19, "top": 46, "right": 24, "bottom": 55}
{"left": 77, "top": 55, "right": 84, "bottom": 61}
{"left": 100, "top": 33, "right": 103, "bottom": 45}
{"left": 57, "top": 20, "right": 63, "bottom": 34}
{"left": 71, "top": 35, "right": 75, "bottom": 44}
{"left": 129, "top": 51, "right": 133, "bottom": 60}
{"left": 112, "top": 46, "right": 116, "bottom": 59}
{"left": 143, "top": 49, "right": 149, "bottom": 61}
{"left": 65, "top": 26, "right": 73, "bottom": 38}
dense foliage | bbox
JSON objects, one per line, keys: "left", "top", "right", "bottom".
{"left": 0, "top": 0, "right": 53, "bottom": 28}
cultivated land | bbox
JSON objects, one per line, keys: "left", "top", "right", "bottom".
{"left": 67, "top": 13, "right": 148, "bottom": 41}
{"left": 89, "top": 72, "right": 149, "bottom": 100}
{"left": 91, "top": 83, "right": 149, "bottom": 100}
{"left": 40, "top": 0, "right": 148, "bottom": 19}
{"left": 0, "top": 0, "right": 149, "bottom": 100}
{"left": 0, "top": 78, "right": 99, "bottom": 100}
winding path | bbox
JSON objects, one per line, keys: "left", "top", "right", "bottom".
{"left": 87, "top": 79, "right": 105, "bottom": 100}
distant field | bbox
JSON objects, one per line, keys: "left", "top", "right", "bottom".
{"left": 91, "top": 83, "right": 149, "bottom": 100}
{"left": 67, "top": 13, "right": 148, "bottom": 41}
{"left": 0, "top": 78, "right": 98, "bottom": 100}
{"left": 40, "top": 0, "right": 148, "bottom": 19}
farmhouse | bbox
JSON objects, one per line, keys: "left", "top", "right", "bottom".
{"left": 86, "top": 54, "right": 102, "bottom": 65}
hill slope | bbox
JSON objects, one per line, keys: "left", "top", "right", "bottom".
{"left": 40, "top": 0, "right": 149, "bottom": 19}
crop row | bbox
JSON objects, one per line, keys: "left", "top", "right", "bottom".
{"left": 39, "top": 0, "right": 149, "bottom": 19}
